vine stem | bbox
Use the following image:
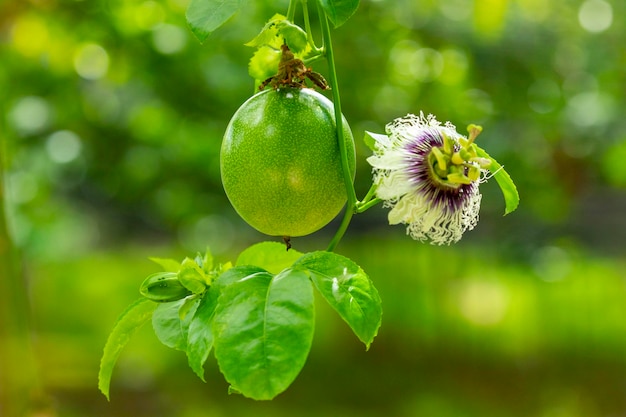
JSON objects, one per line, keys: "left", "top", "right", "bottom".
{"left": 316, "top": 2, "right": 357, "bottom": 252}
{"left": 287, "top": 0, "right": 297, "bottom": 21}
{"left": 355, "top": 183, "right": 382, "bottom": 213}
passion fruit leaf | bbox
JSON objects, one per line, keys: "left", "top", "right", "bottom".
{"left": 152, "top": 298, "right": 199, "bottom": 351}
{"left": 276, "top": 21, "right": 308, "bottom": 53}
{"left": 186, "top": 0, "right": 242, "bottom": 43}
{"left": 319, "top": 0, "right": 360, "bottom": 28}
{"left": 178, "top": 257, "right": 207, "bottom": 293}
{"left": 149, "top": 257, "right": 181, "bottom": 272}
{"left": 98, "top": 298, "right": 157, "bottom": 400}
{"left": 294, "top": 251, "right": 381, "bottom": 349}
{"left": 212, "top": 268, "right": 315, "bottom": 400}
{"left": 186, "top": 265, "right": 266, "bottom": 381}
{"left": 475, "top": 146, "right": 520, "bottom": 215}
{"left": 245, "top": 13, "right": 285, "bottom": 48}
{"left": 199, "top": 249, "right": 214, "bottom": 273}
{"left": 248, "top": 45, "right": 282, "bottom": 84}
{"left": 186, "top": 292, "right": 216, "bottom": 381}
{"left": 236, "top": 241, "right": 303, "bottom": 274}
{"left": 179, "top": 295, "right": 201, "bottom": 320}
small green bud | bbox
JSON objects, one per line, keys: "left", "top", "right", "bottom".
{"left": 140, "top": 272, "right": 192, "bottom": 302}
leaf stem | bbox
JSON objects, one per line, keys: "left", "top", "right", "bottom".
{"left": 360, "top": 183, "right": 378, "bottom": 204}
{"left": 356, "top": 198, "right": 382, "bottom": 213}
{"left": 355, "top": 183, "right": 382, "bottom": 213}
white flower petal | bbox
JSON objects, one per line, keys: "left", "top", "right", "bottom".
{"left": 366, "top": 151, "right": 406, "bottom": 170}
{"left": 366, "top": 131, "right": 393, "bottom": 148}
{"left": 367, "top": 112, "right": 486, "bottom": 245}
{"left": 375, "top": 170, "right": 415, "bottom": 200}
{"left": 387, "top": 193, "right": 425, "bottom": 225}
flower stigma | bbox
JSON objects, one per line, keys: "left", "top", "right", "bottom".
{"left": 367, "top": 113, "right": 492, "bottom": 245}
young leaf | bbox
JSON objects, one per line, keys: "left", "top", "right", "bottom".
{"left": 236, "top": 241, "right": 303, "bottom": 274}
{"left": 149, "top": 257, "right": 181, "bottom": 272}
{"left": 319, "top": 0, "right": 360, "bottom": 28}
{"left": 152, "top": 298, "right": 199, "bottom": 351}
{"left": 276, "top": 21, "right": 308, "bottom": 53}
{"left": 185, "top": 265, "right": 263, "bottom": 381}
{"left": 212, "top": 268, "right": 315, "bottom": 400}
{"left": 178, "top": 257, "right": 208, "bottom": 293}
{"left": 198, "top": 248, "right": 214, "bottom": 273}
{"left": 186, "top": 291, "right": 217, "bottom": 381}
{"left": 475, "top": 146, "right": 520, "bottom": 215}
{"left": 245, "top": 13, "right": 286, "bottom": 48}
{"left": 98, "top": 298, "right": 157, "bottom": 400}
{"left": 248, "top": 46, "right": 282, "bottom": 85}
{"left": 294, "top": 251, "right": 381, "bottom": 349}
{"left": 186, "top": 0, "right": 242, "bottom": 43}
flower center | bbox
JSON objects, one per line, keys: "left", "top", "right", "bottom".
{"left": 426, "top": 124, "right": 491, "bottom": 189}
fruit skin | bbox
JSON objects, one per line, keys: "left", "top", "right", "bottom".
{"left": 221, "top": 88, "right": 356, "bottom": 237}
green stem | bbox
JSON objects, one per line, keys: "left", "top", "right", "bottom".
{"left": 301, "top": 0, "right": 321, "bottom": 52}
{"left": 317, "top": 2, "right": 357, "bottom": 251}
{"left": 327, "top": 207, "right": 354, "bottom": 252}
{"left": 357, "top": 198, "right": 382, "bottom": 213}
{"left": 360, "top": 183, "right": 378, "bottom": 204}
{"left": 287, "top": 0, "right": 297, "bottom": 21}
{"left": 301, "top": 1, "right": 313, "bottom": 44}
{"left": 355, "top": 183, "right": 383, "bottom": 213}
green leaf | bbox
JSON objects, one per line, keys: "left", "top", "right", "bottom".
{"left": 294, "top": 251, "right": 381, "bottom": 349}
{"left": 248, "top": 46, "right": 282, "bottom": 84}
{"left": 236, "top": 241, "right": 303, "bottom": 274}
{"left": 276, "top": 21, "right": 308, "bottom": 53}
{"left": 149, "top": 257, "right": 181, "bottom": 272}
{"left": 98, "top": 298, "right": 157, "bottom": 400}
{"left": 178, "top": 257, "right": 207, "bottom": 293}
{"left": 185, "top": 265, "right": 262, "bottom": 381}
{"left": 186, "top": 292, "right": 217, "bottom": 381}
{"left": 186, "top": 0, "right": 242, "bottom": 43}
{"left": 152, "top": 298, "right": 199, "bottom": 351}
{"left": 319, "top": 0, "right": 360, "bottom": 27}
{"left": 245, "top": 13, "right": 285, "bottom": 49}
{"left": 475, "top": 146, "right": 520, "bottom": 215}
{"left": 179, "top": 295, "right": 201, "bottom": 320}
{"left": 212, "top": 268, "right": 315, "bottom": 400}
{"left": 199, "top": 249, "right": 214, "bottom": 274}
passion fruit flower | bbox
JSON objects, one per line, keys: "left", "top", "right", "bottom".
{"left": 366, "top": 113, "right": 493, "bottom": 245}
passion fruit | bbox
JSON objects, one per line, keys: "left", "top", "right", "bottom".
{"left": 220, "top": 88, "right": 355, "bottom": 237}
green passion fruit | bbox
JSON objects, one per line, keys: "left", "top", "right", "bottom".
{"left": 220, "top": 88, "right": 356, "bottom": 237}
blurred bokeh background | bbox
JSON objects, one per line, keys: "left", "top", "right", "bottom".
{"left": 1, "top": 0, "right": 625, "bottom": 415}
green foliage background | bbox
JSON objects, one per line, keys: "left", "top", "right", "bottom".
{"left": 1, "top": 0, "right": 625, "bottom": 415}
